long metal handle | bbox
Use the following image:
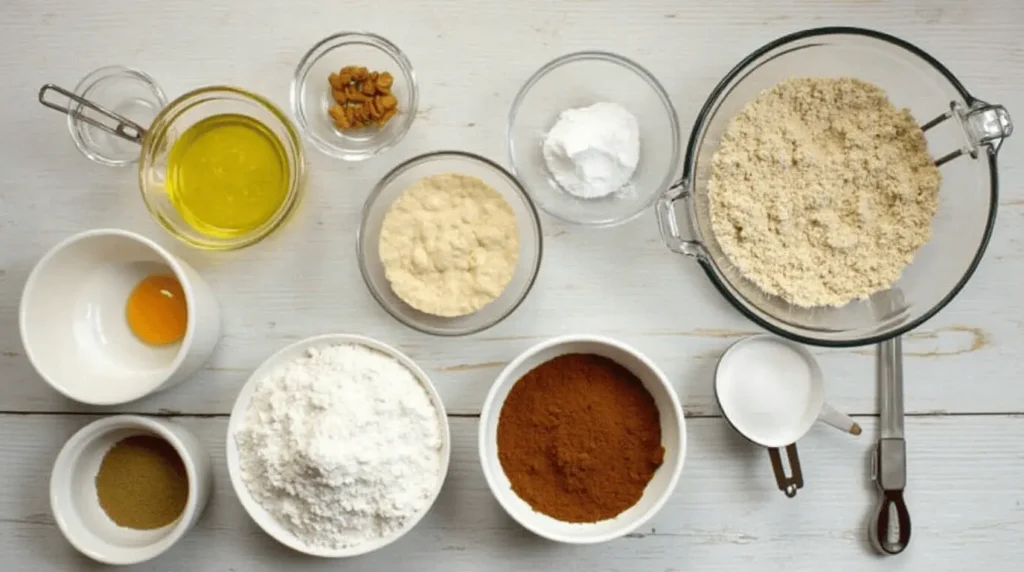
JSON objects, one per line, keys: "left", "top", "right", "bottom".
{"left": 38, "top": 84, "right": 146, "bottom": 144}
{"left": 877, "top": 336, "right": 904, "bottom": 439}
{"left": 870, "top": 336, "right": 911, "bottom": 555}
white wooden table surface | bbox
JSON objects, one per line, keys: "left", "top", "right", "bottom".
{"left": 2, "top": 0, "right": 1023, "bottom": 570}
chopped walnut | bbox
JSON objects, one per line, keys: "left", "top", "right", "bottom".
{"left": 327, "top": 65, "right": 399, "bottom": 130}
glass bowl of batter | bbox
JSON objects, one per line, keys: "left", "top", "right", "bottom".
{"left": 656, "top": 27, "right": 1013, "bottom": 347}
{"left": 508, "top": 51, "right": 681, "bottom": 227}
{"left": 357, "top": 151, "right": 543, "bottom": 336}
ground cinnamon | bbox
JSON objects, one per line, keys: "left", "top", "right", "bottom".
{"left": 497, "top": 353, "right": 664, "bottom": 523}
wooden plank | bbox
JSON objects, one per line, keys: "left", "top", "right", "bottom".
{"left": 2, "top": 318, "right": 1020, "bottom": 416}
{"left": 0, "top": 1, "right": 1022, "bottom": 417}
{"left": 1, "top": 414, "right": 1022, "bottom": 571}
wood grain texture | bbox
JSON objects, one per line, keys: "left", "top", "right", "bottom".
{"left": 1, "top": 0, "right": 1023, "bottom": 416}
{"left": 2, "top": 0, "right": 1023, "bottom": 417}
{"left": 3, "top": 415, "right": 1023, "bottom": 571}
{"left": 1, "top": 1, "right": 1023, "bottom": 567}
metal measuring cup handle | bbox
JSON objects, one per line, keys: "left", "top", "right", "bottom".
{"left": 869, "top": 336, "right": 912, "bottom": 554}
{"left": 768, "top": 444, "right": 803, "bottom": 498}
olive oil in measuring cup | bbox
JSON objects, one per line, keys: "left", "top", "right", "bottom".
{"left": 166, "top": 114, "right": 290, "bottom": 238}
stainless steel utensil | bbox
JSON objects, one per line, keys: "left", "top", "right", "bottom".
{"left": 870, "top": 336, "right": 911, "bottom": 554}
{"left": 39, "top": 84, "right": 147, "bottom": 144}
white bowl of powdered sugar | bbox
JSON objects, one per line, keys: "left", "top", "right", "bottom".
{"left": 226, "top": 334, "right": 450, "bottom": 557}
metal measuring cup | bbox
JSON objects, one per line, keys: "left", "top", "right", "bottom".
{"left": 715, "top": 334, "right": 862, "bottom": 497}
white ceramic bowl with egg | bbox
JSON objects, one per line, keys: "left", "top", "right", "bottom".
{"left": 19, "top": 229, "right": 221, "bottom": 405}
{"left": 479, "top": 334, "right": 686, "bottom": 544}
{"left": 225, "top": 333, "right": 451, "bottom": 557}
{"left": 50, "top": 415, "right": 213, "bottom": 565}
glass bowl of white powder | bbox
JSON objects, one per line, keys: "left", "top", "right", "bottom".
{"left": 226, "top": 334, "right": 450, "bottom": 557}
{"left": 508, "top": 51, "right": 681, "bottom": 226}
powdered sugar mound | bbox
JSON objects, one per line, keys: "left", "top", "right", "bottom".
{"left": 542, "top": 101, "right": 640, "bottom": 199}
{"left": 235, "top": 343, "right": 443, "bottom": 550}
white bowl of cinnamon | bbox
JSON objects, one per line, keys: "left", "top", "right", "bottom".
{"left": 478, "top": 334, "right": 686, "bottom": 544}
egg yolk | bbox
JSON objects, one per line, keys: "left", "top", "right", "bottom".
{"left": 126, "top": 275, "right": 188, "bottom": 345}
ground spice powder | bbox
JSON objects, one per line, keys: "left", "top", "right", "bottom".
{"left": 95, "top": 435, "right": 189, "bottom": 530}
{"left": 497, "top": 353, "right": 665, "bottom": 523}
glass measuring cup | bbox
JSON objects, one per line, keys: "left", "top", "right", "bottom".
{"left": 656, "top": 27, "right": 1013, "bottom": 347}
{"left": 40, "top": 67, "right": 306, "bottom": 250}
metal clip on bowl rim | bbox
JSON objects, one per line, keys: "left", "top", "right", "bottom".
{"left": 38, "top": 83, "right": 147, "bottom": 145}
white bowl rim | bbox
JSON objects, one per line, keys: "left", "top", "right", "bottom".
{"left": 478, "top": 333, "right": 687, "bottom": 544}
{"left": 49, "top": 415, "right": 204, "bottom": 565}
{"left": 19, "top": 228, "right": 200, "bottom": 405}
{"left": 225, "top": 333, "right": 452, "bottom": 557}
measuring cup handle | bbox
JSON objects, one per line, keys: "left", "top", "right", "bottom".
{"left": 768, "top": 444, "right": 803, "bottom": 498}
{"left": 819, "top": 402, "right": 863, "bottom": 436}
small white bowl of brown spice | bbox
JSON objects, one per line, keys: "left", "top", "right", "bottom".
{"left": 291, "top": 31, "right": 417, "bottom": 161}
{"left": 50, "top": 415, "right": 212, "bottom": 565}
{"left": 479, "top": 335, "right": 686, "bottom": 543}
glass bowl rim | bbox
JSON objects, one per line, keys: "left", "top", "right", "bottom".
{"left": 356, "top": 149, "right": 544, "bottom": 336}
{"left": 290, "top": 31, "right": 418, "bottom": 161}
{"left": 138, "top": 85, "right": 305, "bottom": 251}
{"left": 68, "top": 65, "right": 168, "bottom": 168}
{"left": 507, "top": 50, "right": 682, "bottom": 227}
{"left": 679, "top": 26, "right": 1001, "bottom": 348}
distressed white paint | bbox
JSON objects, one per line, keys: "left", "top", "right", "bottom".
{"left": 3, "top": 416, "right": 1024, "bottom": 571}
{"left": 0, "top": 0, "right": 1022, "bottom": 569}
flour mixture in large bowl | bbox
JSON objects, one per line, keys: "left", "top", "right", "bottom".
{"left": 656, "top": 27, "right": 1012, "bottom": 347}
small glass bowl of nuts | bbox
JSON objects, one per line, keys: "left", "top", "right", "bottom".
{"left": 291, "top": 32, "right": 418, "bottom": 161}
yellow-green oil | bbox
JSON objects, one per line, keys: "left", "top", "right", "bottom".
{"left": 166, "top": 114, "right": 290, "bottom": 238}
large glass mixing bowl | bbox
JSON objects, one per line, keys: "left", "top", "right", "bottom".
{"left": 657, "top": 27, "right": 1013, "bottom": 347}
